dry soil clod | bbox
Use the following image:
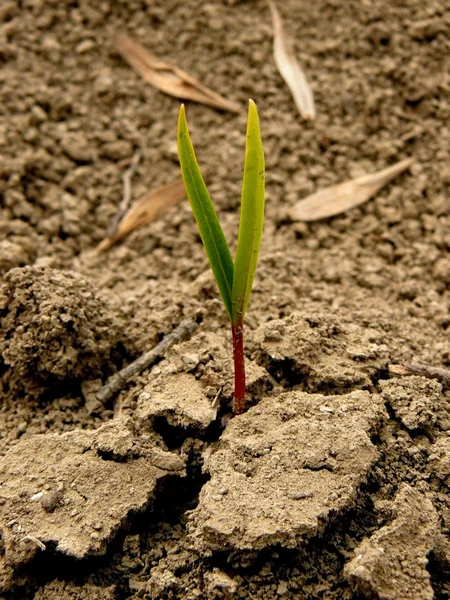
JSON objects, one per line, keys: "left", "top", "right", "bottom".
{"left": 254, "top": 312, "right": 391, "bottom": 393}
{"left": 380, "top": 376, "right": 443, "bottom": 434}
{"left": 137, "top": 372, "right": 218, "bottom": 432}
{"left": 189, "top": 389, "right": 387, "bottom": 552}
{"left": 0, "top": 420, "right": 185, "bottom": 592}
{"left": 345, "top": 484, "right": 441, "bottom": 600}
{"left": 0, "top": 266, "right": 121, "bottom": 396}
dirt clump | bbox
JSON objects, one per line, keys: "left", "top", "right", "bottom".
{"left": 137, "top": 372, "right": 217, "bottom": 432}
{"left": 345, "top": 484, "right": 440, "bottom": 600}
{"left": 34, "top": 581, "right": 116, "bottom": 600}
{"left": 253, "top": 311, "right": 391, "bottom": 392}
{"left": 136, "top": 329, "right": 273, "bottom": 430}
{"left": 0, "top": 266, "right": 121, "bottom": 396}
{"left": 380, "top": 376, "right": 443, "bottom": 434}
{"left": 189, "top": 389, "right": 386, "bottom": 552}
{"left": 0, "top": 418, "right": 185, "bottom": 593}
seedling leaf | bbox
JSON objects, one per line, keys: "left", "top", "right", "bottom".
{"left": 232, "top": 100, "right": 265, "bottom": 324}
{"left": 177, "top": 105, "right": 234, "bottom": 319}
{"left": 289, "top": 158, "right": 414, "bottom": 222}
{"left": 177, "top": 101, "right": 265, "bottom": 415}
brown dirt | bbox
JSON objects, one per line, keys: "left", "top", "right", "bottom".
{"left": 1, "top": 0, "right": 449, "bottom": 599}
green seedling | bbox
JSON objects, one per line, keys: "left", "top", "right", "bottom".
{"left": 177, "top": 100, "right": 265, "bottom": 414}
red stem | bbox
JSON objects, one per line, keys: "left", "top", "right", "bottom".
{"left": 231, "top": 321, "right": 246, "bottom": 414}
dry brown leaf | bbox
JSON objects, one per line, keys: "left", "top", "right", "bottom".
{"left": 96, "top": 179, "right": 186, "bottom": 252}
{"left": 115, "top": 32, "right": 240, "bottom": 113}
{"left": 269, "top": 1, "right": 316, "bottom": 120}
{"left": 289, "top": 158, "right": 415, "bottom": 222}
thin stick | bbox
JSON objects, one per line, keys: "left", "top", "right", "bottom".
{"left": 389, "top": 361, "right": 450, "bottom": 389}
{"left": 232, "top": 322, "right": 246, "bottom": 414}
{"left": 211, "top": 386, "right": 223, "bottom": 410}
{"left": 113, "top": 395, "right": 123, "bottom": 419}
{"left": 21, "top": 535, "right": 46, "bottom": 551}
{"left": 108, "top": 149, "right": 141, "bottom": 238}
{"left": 97, "top": 319, "right": 198, "bottom": 403}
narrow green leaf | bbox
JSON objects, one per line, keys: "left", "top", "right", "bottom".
{"left": 231, "top": 100, "right": 265, "bottom": 324}
{"left": 177, "top": 105, "right": 234, "bottom": 320}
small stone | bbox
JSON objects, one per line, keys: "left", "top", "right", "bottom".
{"left": 75, "top": 39, "right": 96, "bottom": 53}
{"left": 17, "top": 422, "right": 27, "bottom": 434}
{"left": 30, "top": 492, "right": 44, "bottom": 501}
{"left": 100, "top": 140, "right": 133, "bottom": 161}
{"left": 162, "top": 141, "right": 179, "bottom": 162}
{"left": 263, "top": 329, "right": 282, "bottom": 342}
{"left": 23, "top": 128, "right": 39, "bottom": 143}
{"left": 94, "top": 71, "right": 114, "bottom": 94}
{"left": 61, "top": 132, "right": 96, "bottom": 163}
{"left": 287, "top": 491, "right": 313, "bottom": 500}
{"left": 40, "top": 489, "right": 64, "bottom": 512}
{"left": 206, "top": 568, "right": 238, "bottom": 595}
{"left": 181, "top": 353, "right": 200, "bottom": 369}
{"left": 81, "top": 379, "right": 103, "bottom": 415}
{"left": 277, "top": 581, "right": 289, "bottom": 595}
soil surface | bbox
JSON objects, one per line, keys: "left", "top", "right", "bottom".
{"left": 1, "top": 0, "right": 450, "bottom": 598}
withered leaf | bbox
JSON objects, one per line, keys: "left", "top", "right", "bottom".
{"left": 289, "top": 158, "right": 415, "bottom": 222}
{"left": 115, "top": 33, "right": 240, "bottom": 113}
{"left": 97, "top": 179, "right": 186, "bottom": 252}
{"left": 269, "top": 1, "right": 316, "bottom": 120}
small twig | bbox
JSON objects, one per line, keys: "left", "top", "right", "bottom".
{"left": 211, "top": 387, "right": 223, "bottom": 410}
{"left": 113, "top": 395, "right": 123, "bottom": 419}
{"left": 97, "top": 318, "right": 199, "bottom": 403}
{"left": 107, "top": 149, "right": 141, "bottom": 238}
{"left": 389, "top": 361, "right": 450, "bottom": 389}
{"left": 138, "top": 553, "right": 151, "bottom": 576}
{"left": 21, "top": 535, "right": 46, "bottom": 551}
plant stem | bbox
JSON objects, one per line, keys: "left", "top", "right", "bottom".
{"left": 231, "top": 321, "right": 246, "bottom": 414}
